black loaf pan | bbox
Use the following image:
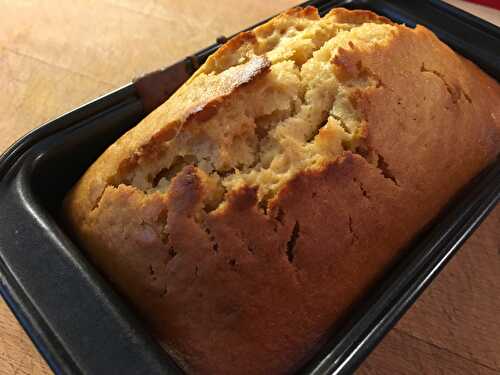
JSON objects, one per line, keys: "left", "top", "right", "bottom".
{"left": 0, "top": 1, "right": 499, "bottom": 374}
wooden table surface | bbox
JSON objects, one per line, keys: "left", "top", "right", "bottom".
{"left": 0, "top": 1, "right": 498, "bottom": 374}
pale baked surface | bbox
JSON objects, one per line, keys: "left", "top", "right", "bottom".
{"left": 64, "top": 7, "right": 500, "bottom": 375}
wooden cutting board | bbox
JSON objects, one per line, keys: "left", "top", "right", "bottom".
{"left": 0, "top": 1, "right": 498, "bottom": 374}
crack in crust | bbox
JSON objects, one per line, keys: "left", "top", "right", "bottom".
{"left": 74, "top": 7, "right": 407, "bottom": 292}
{"left": 286, "top": 221, "right": 301, "bottom": 264}
{"left": 84, "top": 12, "right": 403, "bottom": 268}
{"left": 421, "top": 63, "right": 472, "bottom": 105}
{"left": 353, "top": 177, "right": 370, "bottom": 199}
{"left": 348, "top": 215, "right": 359, "bottom": 245}
{"left": 92, "top": 13, "right": 396, "bottom": 215}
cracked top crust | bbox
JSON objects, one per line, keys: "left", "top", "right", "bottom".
{"left": 64, "top": 7, "right": 500, "bottom": 375}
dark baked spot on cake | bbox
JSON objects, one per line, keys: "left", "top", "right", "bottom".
{"left": 270, "top": 206, "right": 286, "bottom": 233}
{"left": 463, "top": 91, "right": 472, "bottom": 104}
{"left": 348, "top": 215, "right": 359, "bottom": 245}
{"left": 257, "top": 198, "right": 268, "bottom": 214}
{"left": 353, "top": 177, "right": 370, "bottom": 199}
{"left": 228, "top": 258, "right": 238, "bottom": 268}
{"left": 286, "top": 221, "right": 300, "bottom": 264}
{"left": 375, "top": 153, "right": 399, "bottom": 187}
{"left": 275, "top": 207, "right": 285, "bottom": 224}
{"left": 202, "top": 225, "right": 219, "bottom": 253}
{"left": 168, "top": 247, "right": 177, "bottom": 258}
{"left": 246, "top": 244, "right": 255, "bottom": 254}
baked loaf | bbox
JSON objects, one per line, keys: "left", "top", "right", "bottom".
{"left": 65, "top": 7, "right": 500, "bottom": 375}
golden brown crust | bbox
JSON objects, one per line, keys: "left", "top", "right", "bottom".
{"left": 327, "top": 7, "right": 393, "bottom": 25}
{"left": 65, "top": 54, "right": 271, "bottom": 226}
{"left": 65, "top": 6, "right": 500, "bottom": 375}
{"left": 186, "top": 55, "right": 271, "bottom": 123}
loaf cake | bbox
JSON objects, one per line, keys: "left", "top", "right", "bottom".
{"left": 64, "top": 7, "right": 500, "bottom": 375}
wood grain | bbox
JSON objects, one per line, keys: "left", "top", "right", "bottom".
{"left": 362, "top": 209, "right": 500, "bottom": 374}
{"left": 358, "top": 327, "right": 499, "bottom": 375}
{"left": 0, "top": 1, "right": 498, "bottom": 374}
{"left": 396, "top": 210, "right": 500, "bottom": 370}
